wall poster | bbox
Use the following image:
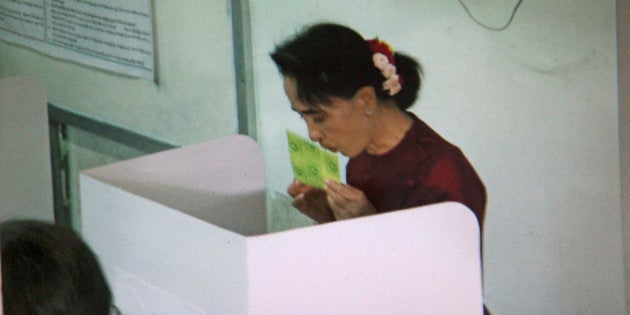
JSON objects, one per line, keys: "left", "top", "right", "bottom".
{"left": 0, "top": 0, "right": 154, "bottom": 80}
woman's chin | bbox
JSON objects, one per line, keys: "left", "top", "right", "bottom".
{"left": 326, "top": 146, "right": 354, "bottom": 158}
{"left": 322, "top": 145, "right": 337, "bottom": 153}
{"left": 338, "top": 148, "right": 358, "bottom": 158}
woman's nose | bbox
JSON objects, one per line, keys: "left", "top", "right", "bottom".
{"left": 306, "top": 121, "right": 323, "bottom": 142}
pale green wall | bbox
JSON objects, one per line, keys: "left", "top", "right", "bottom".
{"left": 1, "top": 1, "right": 626, "bottom": 313}
{"left": 619, "top": 0, "right": 630, "bottom": 312}
{"left": 0, "top": 1, "right": 237, "bottom": 145}
{"left": 251, "top": 1, "right": 624, "bottom": 314}
{"left": 0, "top": 0, "right": 239, "bottom": 226}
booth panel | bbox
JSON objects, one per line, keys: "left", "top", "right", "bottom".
{"left": 0, "top": 76, "right": 53, "bottom": 221}
{"left": 81, "top": 175, "right": 249, "bottom": 314}
{"left": 246, "top": 202, "right": 483, "bottom": 315}
{"left": 82, "top": 135, "right": 267, "bottom": 236}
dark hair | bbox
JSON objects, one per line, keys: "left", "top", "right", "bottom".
{"left": 1, "top": 220, "right": 112, "bottom": 315}
{"left": 270, "top": 22, "right": 423, "bottom": 110}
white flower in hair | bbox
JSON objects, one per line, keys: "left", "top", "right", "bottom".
{"left": 368, "top": 39, "right": 402, "bottom": 96}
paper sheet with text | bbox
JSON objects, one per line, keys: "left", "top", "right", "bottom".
{"left": 0, "top": 0, "right": 154, "bottom": 80}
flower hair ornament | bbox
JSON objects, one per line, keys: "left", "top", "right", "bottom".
{"left": 367, "top": 38, "right": 402, "bottom": 96}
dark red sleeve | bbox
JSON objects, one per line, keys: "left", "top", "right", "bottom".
{"left": 417, "top": 152, "right": 487, "bottom": 228}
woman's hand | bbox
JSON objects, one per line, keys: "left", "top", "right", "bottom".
{"left": 324, "top": 180, "right": 377, "bottom": 220}
{"left": 287, "top": 181, "right": 334, "bottom": 223}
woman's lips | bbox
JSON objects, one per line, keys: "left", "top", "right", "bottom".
{"left": 321, "top": 143, "right": 338, "bottom": 152}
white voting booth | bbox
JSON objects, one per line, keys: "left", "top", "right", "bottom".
{"left": 80, "top": 135, "right": 483, "bottom": 314}
{"left": 0, "top": 76, "right": 54, "bottom": 221}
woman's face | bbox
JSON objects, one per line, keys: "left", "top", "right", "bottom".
{"left": 283, "top": 76, "right": 372, "bottom": 158}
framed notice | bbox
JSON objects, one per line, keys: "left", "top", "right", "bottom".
{"left": 0, "top": 0, "right": 155, "bottom": 80}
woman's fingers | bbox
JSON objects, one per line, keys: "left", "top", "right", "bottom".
{"left": 290, "top": 180, "right": 375, "bottom": 222}
{"left": 291, "top": 193, "right": 304, "bottom": 208}
{"left": 325, "top": 180, "right": 360, "bottom": 202}
{"left": 288, "top": 180, "right": 314, "bottom": 197}
{"left": 324, "top": 180, "right": 376, "bottom": 220}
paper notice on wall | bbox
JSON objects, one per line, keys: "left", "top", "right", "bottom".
{"left": 0, "top": 0, "right": 154, "bottom": 81}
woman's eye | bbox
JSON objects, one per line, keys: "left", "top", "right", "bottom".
{"left": 296, "top": 112, "right": 325, "bottom": 123}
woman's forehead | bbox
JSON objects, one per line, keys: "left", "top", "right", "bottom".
{"left": 283, "top": 75, "right": 353, "bottom": 113}
{"left": 291, "top": 101, "right": 323, "bottom": 114}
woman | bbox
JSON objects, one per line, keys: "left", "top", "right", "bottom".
{"left": 272, "top": 22, "right": 490, "bottom": 314}
{"left": 270, "top": 23, "right": 487, "bottom": 228}
{"left": 1, "top": 220, "right": 113, "bottom": 315}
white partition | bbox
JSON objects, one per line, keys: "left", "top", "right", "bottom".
{"left": 0, "top": 76, "right": 53, "bottom": 221}
{"left": 80, "top": 135, "right": 482, "bottom": 314}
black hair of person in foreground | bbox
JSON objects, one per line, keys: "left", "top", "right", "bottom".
{"left": 1, "top": 220, "right": 113, "bottom": 315}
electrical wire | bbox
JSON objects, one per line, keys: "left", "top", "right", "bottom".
{"left": 457, "top": 0, "right": 524, "bottom": 31}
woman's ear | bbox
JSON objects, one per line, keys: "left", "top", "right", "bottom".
{"left": 354, "top": 86, "right": 377, "bottom": 112}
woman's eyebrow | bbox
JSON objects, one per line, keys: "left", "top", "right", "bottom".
{"left": 292, "top": 107, "right": 322, "bottom": 115}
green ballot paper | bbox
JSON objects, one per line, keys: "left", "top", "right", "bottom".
{"left": 287, "top": 130, "right": 341, "bottom": 189}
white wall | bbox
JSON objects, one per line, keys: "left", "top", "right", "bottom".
{"left": 251, "top": 1, "right": 624, "bottom": 314}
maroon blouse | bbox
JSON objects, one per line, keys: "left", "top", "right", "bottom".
{"left": 346, "top": 113, "right": 487, "bottom": 228}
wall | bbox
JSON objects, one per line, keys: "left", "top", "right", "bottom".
{"left": 0, "top": 1, "right": 236, "bottom": 146}
{"left": 619, "top": 0, "right": 630, "bottom": 313}
{"left": 0, "top": 0, "right": 625, "bottom": 313}
{"left": 0, "top": 0, "right": 238, "bottom": 225}
{"left": 251, "top": 1, "right": 624, "bottom": 314}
